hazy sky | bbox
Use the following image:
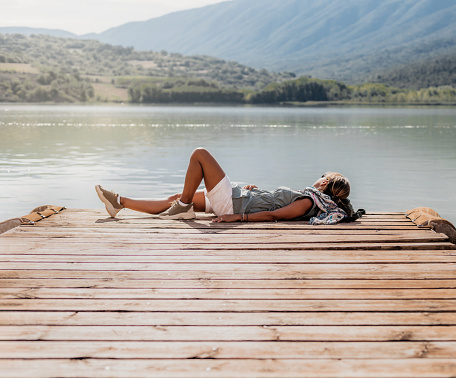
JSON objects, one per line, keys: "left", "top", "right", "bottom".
{"left": 1, "top": 0, "right": 230, "bottom": 35}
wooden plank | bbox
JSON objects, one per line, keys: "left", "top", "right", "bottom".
{"left": 2, "top": 278, "right": 456, "bottom": 289}
{"left": 1, "top": 311, "right": 455, "bottom": 326}
{"left": 32, "top": 221, "right": 422, "bottom": 230}
{"left": 3, "top": 287, "right": 456, "bottom": 300}
{"left": 33, "top": 223, "right": 420, "bottom": 232}
{"left": 2, "top": 249, "right": 456, "bottom": 262}
{"left": 2, "top": 228, "right": 440, "bottom": 239}
{"left": 1, "top": 325, "right": 456, "bottom": 341}
{"left": 33, "top": 208, "right": 407, "bottom": 219}
{"left": 2, "top": 231, "right": 449, "bottom": 243}
{"left": 1, "top": 341, "right": 455, "bottom": 359}
{"left": 54, "top": 212, "right": 411, "bottom": 224}
{"left": 1, "top": 241, "right": 453, "bottom": 250}
{"left": 0, "top": 359, "right": 455, "bottom": 378}
{"left": 1, "top": 262, "right": 456, "bottom": 280}
{"left": 7, "top": 218, "right": 449, "bottom": 230}
{"left": 2, "top": 264, "right": 456, "bottom": 279}
{"left": 1, "top": 299, "right": 456, "bottom": 311}
{"left": 17, "top": 227, "right": 428, "bottom": 235}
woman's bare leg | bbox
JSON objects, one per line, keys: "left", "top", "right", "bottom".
{"left": 117, "top": 148, "right": 225, "bottom": 215}
{"left": 121, "top": 191, "right": 207, "bottom": 214}
{"left": 179, "top": 148, "right": 226, "bottom": 204}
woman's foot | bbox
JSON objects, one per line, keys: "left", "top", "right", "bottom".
{"left": 158, "top": 201, "right": 196, "bottom": 219}
{"left": 95, "top": 185, "right": 123, "bottom": 217}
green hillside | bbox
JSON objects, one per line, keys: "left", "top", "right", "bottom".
{"left": 291, "top": 37, "right": 456, "bottom": 84}
{"left": 370, "top": 53, "right": 456, "bottom": 89}
{"left": 0, "top": 33, "right": 294, "bottom": 103}
{"left": 1, "top": 33, "right": 455, "bottom": 105}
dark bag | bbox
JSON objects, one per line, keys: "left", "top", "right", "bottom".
{"left": 341, "top": 208, "right": 366, "bottom": 223}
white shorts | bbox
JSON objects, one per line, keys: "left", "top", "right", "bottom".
{"left": 204, "top": 175, "right": 234, "bottom": 216}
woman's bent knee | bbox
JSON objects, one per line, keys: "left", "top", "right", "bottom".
{"left": 192, "top": 147, "right": 210, "bottom": 159}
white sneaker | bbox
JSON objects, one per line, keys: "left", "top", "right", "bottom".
{"left": 95, "top": 185, "right": 123, "bottom": 218}
{"left": 158, "top": 201, "right": 196, "bottom": 220}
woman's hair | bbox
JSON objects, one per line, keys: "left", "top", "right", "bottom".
{"left": 322, "top": 172, "right": 353, "bottom": 217}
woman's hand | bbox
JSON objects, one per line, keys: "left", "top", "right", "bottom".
{"left": 212, "top": 214, "right": 241, "bottom": 223}
{"left": 243, "top": 184, "right": 258, "bottom": 191}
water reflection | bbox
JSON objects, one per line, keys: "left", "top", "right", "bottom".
{"left": 1, "top": 104, "right": 455, "bottom": 224}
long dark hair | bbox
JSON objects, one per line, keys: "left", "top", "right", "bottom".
{"left": 322, "top": 172, "right": 353, "bottom": 217}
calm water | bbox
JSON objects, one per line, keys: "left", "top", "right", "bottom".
{"left": 1, "top": 104, "right": 456, "bottom": 225}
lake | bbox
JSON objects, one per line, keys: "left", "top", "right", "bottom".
{"left": 1, "top": 104, "right": 456, "bottom": 225}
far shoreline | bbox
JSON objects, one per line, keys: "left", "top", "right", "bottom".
{"left": 1, "top": 101, "right": 456, "bottom": 107}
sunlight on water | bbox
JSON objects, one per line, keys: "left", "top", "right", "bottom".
{"left": 1, "top": 104, "right": 456, "bottom": 225}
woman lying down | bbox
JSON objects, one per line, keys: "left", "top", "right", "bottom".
{"left": 96, "top": 147, "right": 355, "bottom": 225}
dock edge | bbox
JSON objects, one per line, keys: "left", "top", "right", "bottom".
{"left": 0, "top": 205, "right": 65, "bottom": 235}
{"left": 406, "top": 207, "right": 456, "bottom": 244}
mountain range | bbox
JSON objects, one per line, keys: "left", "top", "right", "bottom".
{"left": 2, "top": 0, "right": 456, "bottom": 83}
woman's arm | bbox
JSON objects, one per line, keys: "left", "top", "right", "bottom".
{"left": 213, "top": 198, "right": 313, "bottom": 223}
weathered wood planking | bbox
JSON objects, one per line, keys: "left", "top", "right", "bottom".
{"left": 1, "top": 359, "right": 456, "bottom": 378}
{"left": 3, "top": 287, "right": 456, "bottom": 299}
{"left": 1, "top": 208, "right": 456, "bottom": 378}
{"left": 1, "top": 311, "right": 456, "bottom": 326}
{"left": 2, "top": 278, "right": 456, "bottom": 289}
{"left": 1, "top": 341, "right": 456, "bottom": 358}
{"left": 2, "top": 249, "right": 456, "bottom": 262}
{"left": 1, "top": 324, "right": 456, "bottom": 340}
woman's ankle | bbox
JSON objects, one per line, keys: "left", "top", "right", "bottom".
{"left": 179, "top": 195, "right": 192, "bottom": 204}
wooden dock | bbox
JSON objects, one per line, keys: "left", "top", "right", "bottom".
{"left": 1, "top": 208, "right": 456, "bottom": 377}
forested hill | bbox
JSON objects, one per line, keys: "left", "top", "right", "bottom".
{"left": 1, "top": 33, "right": 455, "bottom": 104}
{"left": 84, "top": 0, "right": 456, "bottom": 82}
{"left": 0, "top": 33, "right": 293, "bottom": 89}
{"left": 0, "top": 33, "right": 294, "bottom": 103}
{"left": 370, "top": 53, "right": 456, "bottom": 89}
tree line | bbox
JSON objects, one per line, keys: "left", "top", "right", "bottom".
{"left": 127, "top": 78, "right": 244, "bottom": 104}
{"left": 125, "top": 76, "right": 456, "bottom": 104}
